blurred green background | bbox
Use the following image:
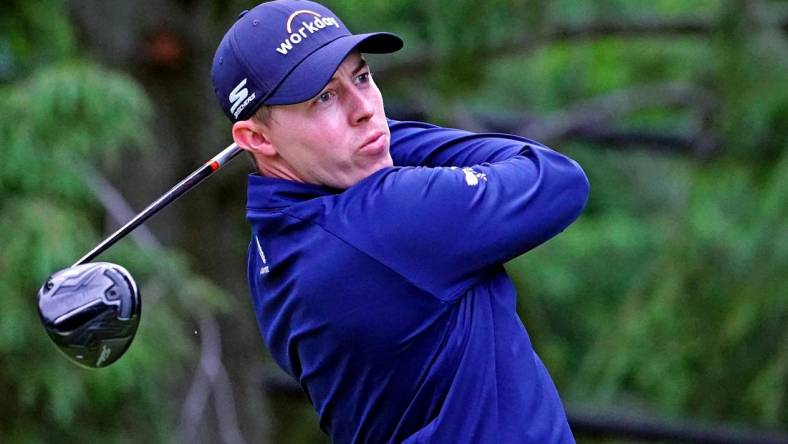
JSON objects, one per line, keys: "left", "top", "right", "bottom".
{"left": 1, "top": 0, "right": 786, "bottom": 442}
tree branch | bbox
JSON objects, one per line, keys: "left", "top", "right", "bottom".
{"left": 514, "top": 81, "right": 715, "bottom": 141}
{"left": 261, "top": 376, "right": 788, "bottom": 444}
{"left": 81, "top": 168, "right": 247, "bottom": 443}
{"left": 375, "top": 14, "right": 788, "bottom": 81}
{"left": 79, "top": 164, "right": 161, "bottom": 250}
{"left": 178, "top": 313, "right": 247, "bottom": 444}
{"left": 388, "top": 80, "right": 720, "bottom": 157}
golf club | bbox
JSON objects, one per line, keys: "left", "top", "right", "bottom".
{"left": 37, "top": 142, "right": 241, "bottom": 368}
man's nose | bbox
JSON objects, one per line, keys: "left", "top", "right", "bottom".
{"left": 347, "top": 87, "right": 375, "bottom": 125}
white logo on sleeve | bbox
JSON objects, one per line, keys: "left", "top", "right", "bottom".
{"left": 255, "top": 236, "right": 270, "bottom": 275}
{"left": 451, "top": 167, "right": 488, "bottom": 186}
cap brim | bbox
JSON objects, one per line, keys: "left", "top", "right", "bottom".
{"left": 263, "top": 32, "right": 403, "bottom": 106}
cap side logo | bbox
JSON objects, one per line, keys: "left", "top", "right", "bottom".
{"left": 276, "top": 9, "right": 340, "bottom": 55}
{"left": 229, "top": 78, "right": 256, "bottom": 118}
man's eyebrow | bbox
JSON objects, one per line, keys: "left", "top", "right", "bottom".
{"left": 326, "top": 58, "right": 369, "bottom": 84}
{"left": 352, "top": 58, "right": 369, "bottom": 74}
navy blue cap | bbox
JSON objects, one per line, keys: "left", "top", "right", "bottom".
{"left": 211, "top": 0, "right": 403, "bottom": 122}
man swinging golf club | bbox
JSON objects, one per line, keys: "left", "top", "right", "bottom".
{"left": 212, "top": 1, "right": 589, "bottom": 442}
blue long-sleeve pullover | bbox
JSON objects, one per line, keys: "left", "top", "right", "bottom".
{"left": 246, "top": 119, "right": 589, "bottom": 443}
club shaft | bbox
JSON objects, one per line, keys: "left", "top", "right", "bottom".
{"left": 74, "top": 143, "right": 242, "bottom": 267}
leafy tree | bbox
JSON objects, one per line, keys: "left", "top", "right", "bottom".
{"left": 504, "top": 0, "right": 788, "bottom": 431}
{"left": 0, "top": 1, "right": 228, "bottom": 441}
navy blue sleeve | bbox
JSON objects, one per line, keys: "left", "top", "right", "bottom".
{"left": 388, "top": 119, "right": 546, "bottom": 167}
{"left": 322, "top": 140, "right": 590, "bottom": 302}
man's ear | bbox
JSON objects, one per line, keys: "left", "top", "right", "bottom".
{"left": 232, "top": 120, "right": 277, "bottom": 157}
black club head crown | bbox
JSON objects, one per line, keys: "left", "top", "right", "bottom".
{"left": 37, "top": 262, "right": 141, "bottom": 368}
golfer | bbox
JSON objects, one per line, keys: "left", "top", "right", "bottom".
{"left": 212, "top": 1, "right": 589, "bottom": 442}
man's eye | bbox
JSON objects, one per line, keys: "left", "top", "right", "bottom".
{"left": 316, "top": 91, "right": 334, "bottom": 103}
{"left": 356, "top": 72, "right": 370, "bottom": 83}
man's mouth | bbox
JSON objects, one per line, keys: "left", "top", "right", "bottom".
{"left": 358, "top": 132, "right": 387, "bottom": 155}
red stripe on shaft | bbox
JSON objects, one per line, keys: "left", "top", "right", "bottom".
{"left": 210, "top": 161, "right": 220, "bottom": 171}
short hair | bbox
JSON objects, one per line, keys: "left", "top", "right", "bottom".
{"left": 252, "top": 105, "right": 272, "bottom": 125}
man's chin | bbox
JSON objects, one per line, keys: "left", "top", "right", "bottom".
{"left": 339, "top": 156, "right": 393, "bottom": 189}
{"left": 367, "top": 153, "right": 394, "bottom": 176}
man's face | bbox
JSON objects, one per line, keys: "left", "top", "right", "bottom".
{"left": 260, "top": 51, "right": 392, "bottom": 189}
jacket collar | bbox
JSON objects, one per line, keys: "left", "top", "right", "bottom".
{"left": 246, "top": 173, "right": 340, "bottom": 210}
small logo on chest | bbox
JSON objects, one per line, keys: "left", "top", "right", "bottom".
{"left": 256, "top": 236, "right": 270, "bottom": 275}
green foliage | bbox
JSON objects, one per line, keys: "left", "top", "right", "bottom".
{"left": 0, "top": 0, "right": 75, "bottom": 80}
{"left": 511, "top": 149, "right": 787, "bottom": 426}
{"left": 329, "top": 0, "right": 542, "bottom": 98}
{"left": 710, "top": 0, "right": 788, "bottom": 164}
{"left": 0, "top": 63, "right": 152, "bottom": 206}
{"left": 0, "top": 1, "right": 230, "bottom": 441}
{"left": 475, "top": 0, "right": 788, "bottom": 433}
{"left": 548, "top": 0, "right": 723, "bottom": 23}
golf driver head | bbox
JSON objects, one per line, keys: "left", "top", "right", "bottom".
{"left": 37, "top": 262, "right": 140, "bottom": 368}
